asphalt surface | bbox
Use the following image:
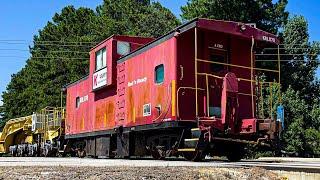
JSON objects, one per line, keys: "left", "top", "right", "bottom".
{"left": 0, "top": 157, "right": 319, "bottom": 173}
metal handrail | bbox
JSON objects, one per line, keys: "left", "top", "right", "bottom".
{"left": 194, "top": 70, "right": 280, "bottom": 119}
{"left": 196, "top": 58, "right": 280, "bottom": 73}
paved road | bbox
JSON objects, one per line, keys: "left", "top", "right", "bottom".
{"left": 0, "top": 157, "right": 319, "bottom": 172}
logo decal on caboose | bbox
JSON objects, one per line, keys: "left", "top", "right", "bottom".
{"left": 93, "top": 67, "right": 107, "bottom": 90}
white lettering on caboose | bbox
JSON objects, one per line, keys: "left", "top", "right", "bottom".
{"left": 262, "top": 36, "right": 276, "bottom": 43}
{"left": 128, "top": 77, "right": 147, "bottom": 87}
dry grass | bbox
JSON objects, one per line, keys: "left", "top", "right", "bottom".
{"left": 0, "top": 166, "right": 279, "bottom": 180}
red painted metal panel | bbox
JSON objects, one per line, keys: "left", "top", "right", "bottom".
{"left": 241, "top": 118, "right": 257, "bottom": 134}
{"left": 176, "top": 30, "right": 196, "bottom": 121}
{"left": 176, "top": 27, "right": 259, "bottom": 122}
{"left": 116, "top": 37, "right": 177, "bottom": 127}
{"left": 66, "top": 77, "right": 91, "bottom": 134}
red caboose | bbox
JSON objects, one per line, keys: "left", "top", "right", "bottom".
{"left": 65, "top": 19, "right": 282, "bottom": 161}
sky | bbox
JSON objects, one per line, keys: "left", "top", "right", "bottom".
{"left": 0, "top": 0, "right": 319, "bottom": 105}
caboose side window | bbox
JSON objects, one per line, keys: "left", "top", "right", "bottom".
{"left": 209, "top": 48, "right": 227, "bottom": 72}
{"left": 76, "top": 97, "right": 80, "bottom": 108}
{"left": 95, "top": 48, "right": 106, "bottom": 71}
{"left": 210, "top": 54, "right": 225, "bottom": 72}
{"left": 155, "top": 64, "right": 164, "bottom": 84}
{"left": 117, "top": 41, "right": 131, "bottom": 56}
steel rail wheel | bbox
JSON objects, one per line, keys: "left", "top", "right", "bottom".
{"left": 77, "top": 149, "right": 86, "bottom": 158}
{"left": 151, "top": 146, "right": 166, "bottom": 160}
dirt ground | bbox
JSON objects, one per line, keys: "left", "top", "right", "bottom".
{"left": 0, "top": 166, "right": 280, "bottom": 180}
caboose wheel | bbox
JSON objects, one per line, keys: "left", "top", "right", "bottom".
{"left": 77, "top": 149, "right": 86, "bottom": 158}
{"left": 151, "top": 148, "right": 166, "bottom": 160}
{"left": 226, "top": 145, "right": 245, "bottom": 162}
{"left": 226, "top": 152, "right": 242, "bottom": 162}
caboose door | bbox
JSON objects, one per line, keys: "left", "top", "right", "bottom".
{"left": 198, "top": 47, "right": 228, "bottom": 118}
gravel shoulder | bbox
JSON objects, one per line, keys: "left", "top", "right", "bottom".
{"left": 0, "top": 166, "right": 280, "bottom": 180}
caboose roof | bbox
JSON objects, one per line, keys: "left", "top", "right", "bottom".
{"left": 91, "top": 35, "right": 155, "bottom": 51}
{"left": 117, "top": 18, "right": 279, "bottom": 64}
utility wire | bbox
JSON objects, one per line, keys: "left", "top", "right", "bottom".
{"left": 263, "top": 47, "right": 320, "bottom": 50}
{"left": 256, "top": 53, "right": 319, "bottom": 56}
{"left": 256, "top": 60, "right": 320, "bottom": 62}
{"left": 0, "top": 40, "right": 98, "bottom": 44}
{"left": 0, "top": 48, "right": 89, "bottom": 54}
{"left": 278, "top": 44, "right": 319, "bottom": 46}
{"left": 0, "top": 40, "right": 317, "bottom": 45}
{"left": 0, "top": 56, "right": 317, "bottom": 62}
{"left": 0, "top": 42, "right": 95, "bottom": 47}
{"left": 0, "top": 56, "right": 88, "bottom": 60}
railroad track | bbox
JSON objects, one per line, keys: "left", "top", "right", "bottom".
{"left": 224, "top": 161, "right": 320, "bottom": 173}
{"left": 0, "top": 157, "right": 319, "bottom": 173}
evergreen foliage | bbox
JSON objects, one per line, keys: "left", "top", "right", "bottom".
{"left": 181, "top": 0, "right": 289, "bottom": 33}
{"left": 281, "top": 16, "right": 320, "bottom": 157}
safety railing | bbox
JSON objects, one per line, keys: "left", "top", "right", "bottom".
{"left": 195, "top": 58, "right": 281, "bottom": 119}
{"left": 193, "top": 27, "right": 281, "bottom": 120}
{"left": 36, "top": 107, "right": 65, "bottom": 143}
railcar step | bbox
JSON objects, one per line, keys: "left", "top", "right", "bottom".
{"left": 177, "top": 148, "right": 196, "bottom": 152}
{"left": 191, "top": 128, "right": 201, "bottom": 138}
{"left": 184, "top": 138, "right": 199, "bottom": 141}
{"left": 184, "top": 138, "right": 199, "bottom": 148}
